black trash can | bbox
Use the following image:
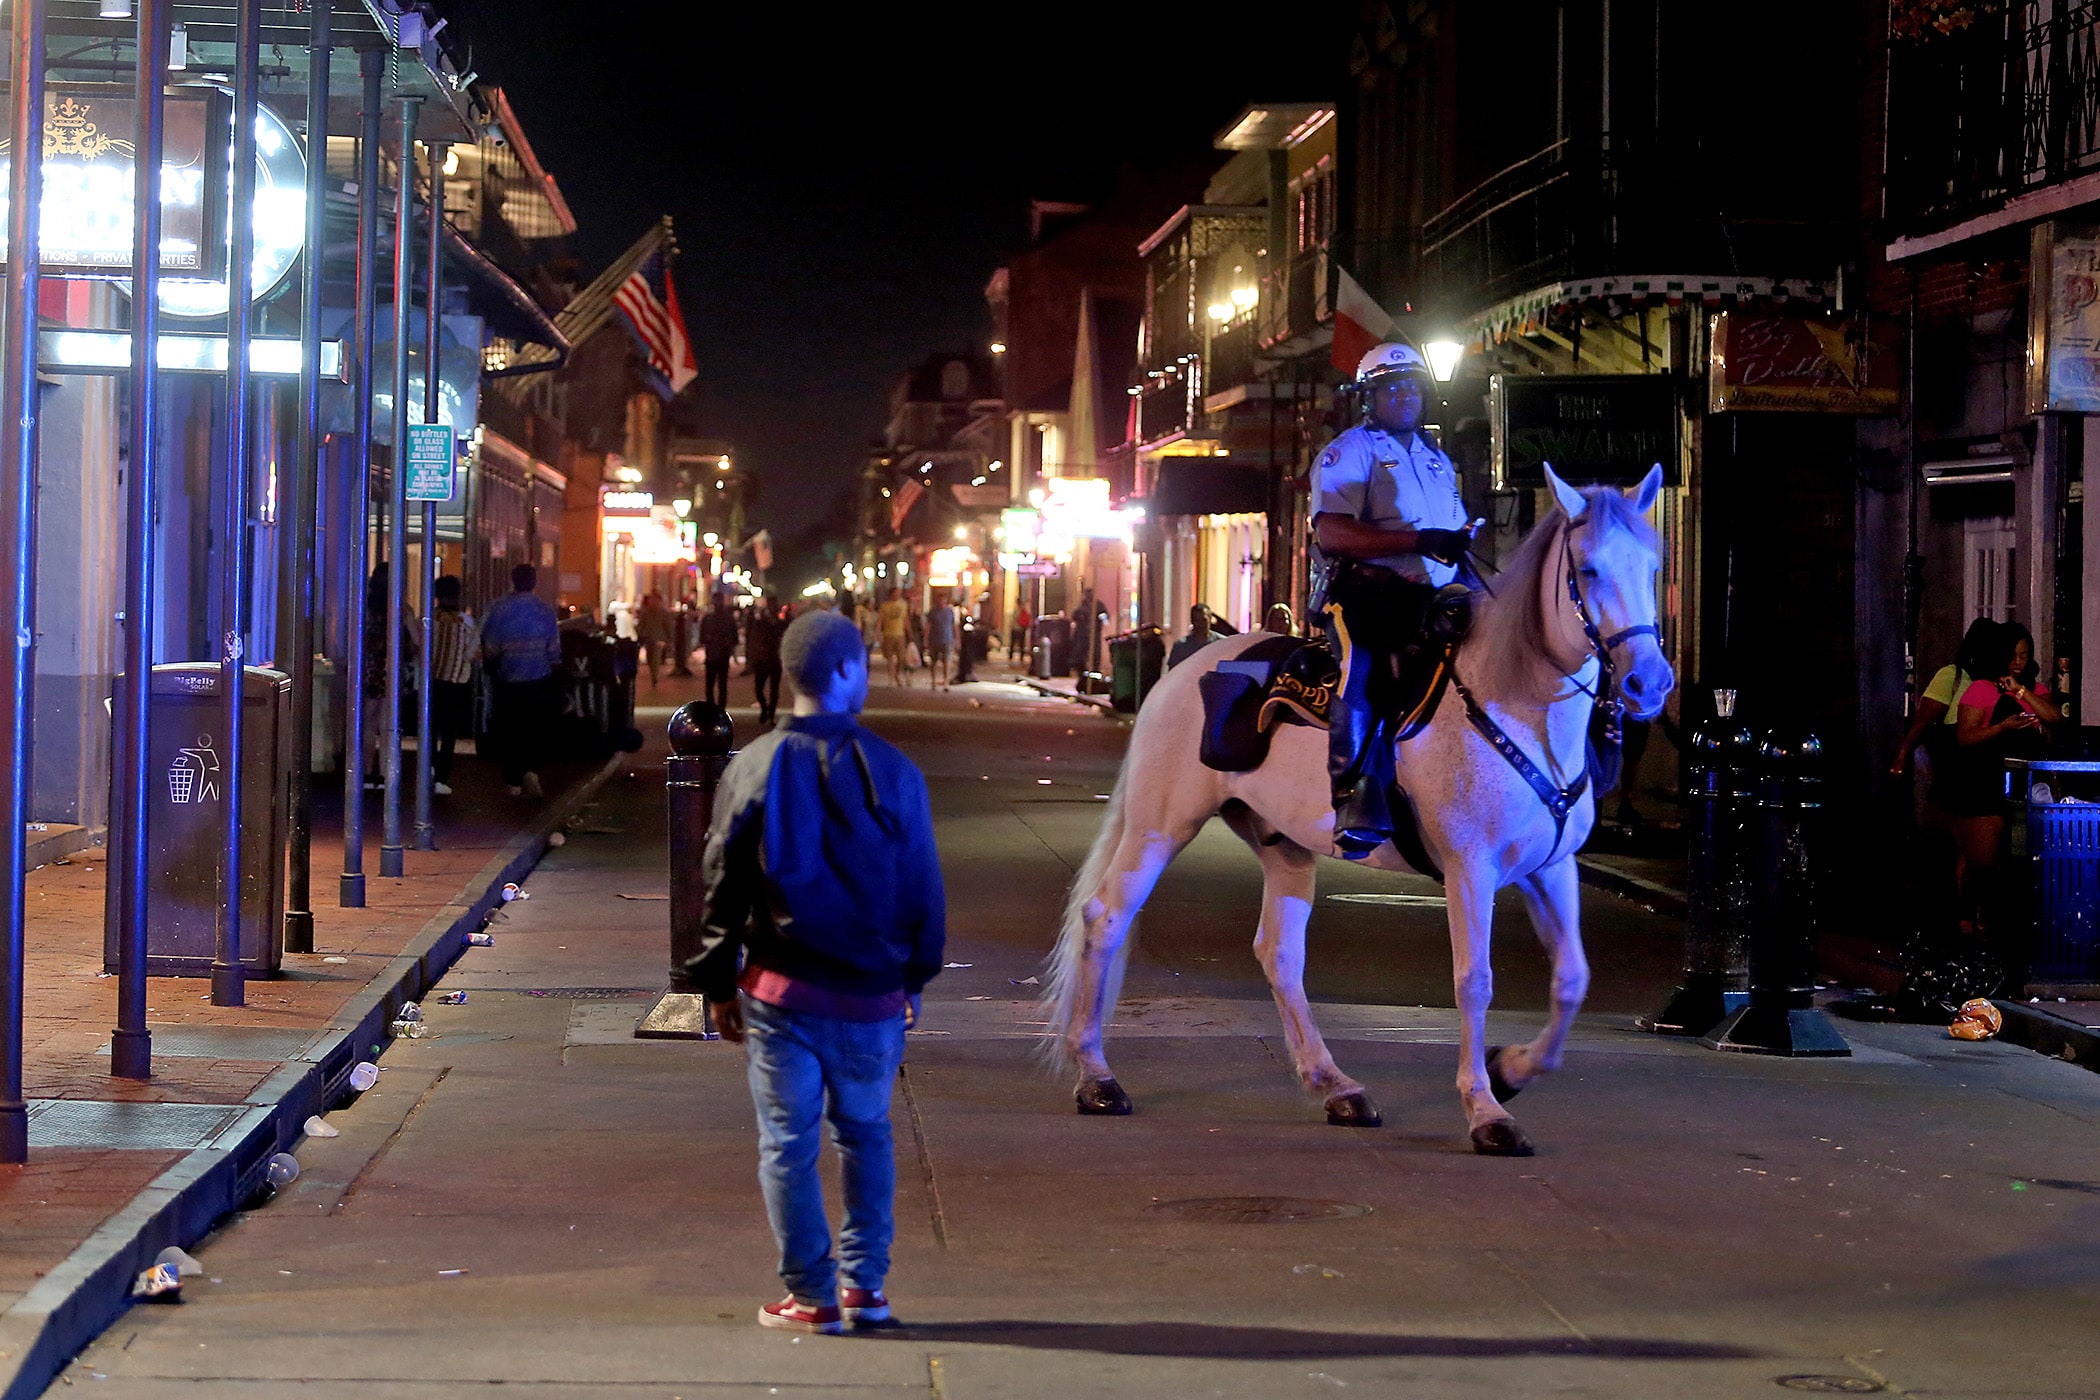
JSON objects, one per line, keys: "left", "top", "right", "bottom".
{"left": 103, "top": 664, "right": 290, "bottom": 976}
{"left": 2009, "top": 759, "right": 2100, "bottom": 991}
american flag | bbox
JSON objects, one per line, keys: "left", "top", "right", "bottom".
{"left": 612, "top": 251, "right": 697, "bottom": 395}
{"left": 889, "top": 478, "right": 924, "bottom": 532}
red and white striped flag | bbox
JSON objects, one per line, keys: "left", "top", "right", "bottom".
{"left": 1331, "top": 264, "right": 1398, "bottom": 375}
{"left": 613, "top": 250, "right": 697, "bottom": 396}
{"left": 889, "top": 478, "right": 924, "bottom": 532}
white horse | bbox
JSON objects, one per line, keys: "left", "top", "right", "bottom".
{"left": 1042, "top": 466, "right": 1675, "bottom": 1155}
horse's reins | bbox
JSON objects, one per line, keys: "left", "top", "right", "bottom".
{"left": 1447, "top": 516, "right": 1658, "bottom": 854}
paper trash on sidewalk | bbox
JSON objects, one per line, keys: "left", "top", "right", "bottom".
{"left": 1009, "top": 976, "right": 1039, "bottom": 986}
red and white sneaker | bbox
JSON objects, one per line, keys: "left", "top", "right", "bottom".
{"left": 757, "top": 1295, "right": 842, "bottom": 1334}
{"left": 841, "top": 1287, "right": 891, "bottom": 1327}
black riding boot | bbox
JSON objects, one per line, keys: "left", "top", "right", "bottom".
{"left": 1324, "top": 608, "right": 1393, "bottom": 856}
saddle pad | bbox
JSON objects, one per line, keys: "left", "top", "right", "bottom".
{"left": 1197, "top": 635, "right": 1310, "bottom": 773}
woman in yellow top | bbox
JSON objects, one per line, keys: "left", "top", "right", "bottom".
{"left": 878, "top": 587, "right": 910, "bottom": 687}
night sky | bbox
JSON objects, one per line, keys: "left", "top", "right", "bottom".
{"left": 441, "top": 3, "right": 1349, "bottom": 556}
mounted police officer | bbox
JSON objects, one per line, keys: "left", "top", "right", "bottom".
{"left": 1311, "top": 342, "right": 1476, "bottom": 857}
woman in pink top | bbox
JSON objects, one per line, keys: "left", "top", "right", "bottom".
{"left": 1949, "top": 622, "right": 2061, "bottom": 938}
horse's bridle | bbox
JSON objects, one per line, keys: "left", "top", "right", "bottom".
{"left": 1447, "top": 517, "right": 1660, "bottom": 856}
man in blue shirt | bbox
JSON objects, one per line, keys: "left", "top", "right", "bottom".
{"left": 925, "top": 591, "right": 958, "bottom": 690}
{"left": 693, "top": 609, "right": 945, "bottom": 1334}
{"left": 478, "top": 564, "right": 563, "bottom": 798}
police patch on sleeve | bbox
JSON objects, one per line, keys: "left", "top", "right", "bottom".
{"left": 1316, "top": 446, "right": 1340, "bottom": 474}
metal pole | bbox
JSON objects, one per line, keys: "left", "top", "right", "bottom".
{"left": 413, "top": 139, "right": 443, "bottom": 852}
{"left": 112, "top": 0, "right": 169, "bottom": 1080}
{"left": 212, "top": 0, "right": 261, "bottom": 1008}
{"left": 341, "top": 49, "right": 381, "bottom": 908}
{"left": 0, "top": 0, "right": 44, "bottom": 1164}
{"left": 381, "top": 96, "right": 419, "bottom": 878}
{"left": 283, "top": 0, "right": 330, "bottom": 952}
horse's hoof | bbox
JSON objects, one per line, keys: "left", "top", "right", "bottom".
{"left": 1075, "top": 1078, "right": 1132, "bottom": 1116}
{"left": 1323, "top": 1091, "right": 1383, "bottom": 1128}
{"left": 1470, "top": 1119, "right": 1536, "bottom": 1157}
{"left": 1485, "top": 1045, "right": 1524, "bottom": 1103}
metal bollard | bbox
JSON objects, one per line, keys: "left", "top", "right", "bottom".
{"left": 636, "top": 700, "right": 735, "bottom": 1039}
{"left": 1702, "top": 727, "right": 1851, "bottom": 1057}
{"left": 671, "top": 610, "right": 695, "bottom": 677}
{"left": 1639, "top": 689, "right": 1755, "bottom": 1035}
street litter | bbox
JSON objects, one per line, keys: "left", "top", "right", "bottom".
{"left": 1036, "top": 779, "right": 1053, "bottom": 785}
{"left": 322, "top": 956, "right": 348, "bottom": 965}
{"left": 1009, "top": 976, "right": 1039, "bottom": 986}
{"left": 617, "top": 893, "right": 670, "bottom": 901}
{"left": 465, "top": 931, "right": 495, "bottom": 947}
{"left": 438, "top": 1268, "right": 468, "bottom": 1277}
{"left": 500, "top": 883, "right": 529, "bottom": 902}
{"left": 155, "top": 1246, "right": 202, "bottom": 1277}
{"left": 347, "top": 1062, "right": 380, "bottom": 1092}
{"left": 965, "top": 995, "right": 991, "bottom": 1001}
{"left": 1292, "top": 1263, "right": 1343, "bottom": 1278}
{"left": 437, "top": 990, "right": 468, "bottom": 1004}
{"left": 303, "top": 1115, "right": 339, "bottom": 1138}
{"left": 397, "top": 1002, "right": 424, "bottom": 1023}
{"left": 1949, "top": 999, "right": 2002, "bottom": 1041}
{"left": 545, "top": 831, "right": 566, "bottom": 847}
{"left": 389, "top": 1018, "right": 425, "bottom": 1039}
{"left": 944, "top": 961, "right": 973, "bottom": 968}
{"left": 131, "top": 1262, "right": 181, "bottom": 1301}
{"left": 264, "top": 1153, "right": 300, "bottom": 1187}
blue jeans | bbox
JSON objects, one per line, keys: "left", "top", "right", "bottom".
{"left": 742, "top": 998, "right": 906, "bottom": 1305}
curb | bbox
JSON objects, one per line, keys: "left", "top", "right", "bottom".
{"left": 1992, "top": 998, "right": 2100, "bottom": 1073}
{"left": 1573, "top": 855, "right": 1688, "bottom": 916}
{"left": 0, "top": 753, "right": 626, "bottom": 1400}
{"left": 1019, "top": 679, "right": 1120, "bottom": 716}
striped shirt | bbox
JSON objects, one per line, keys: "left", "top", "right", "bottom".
{"left": 431, "top": 609, "right": 480, "bottom": 686}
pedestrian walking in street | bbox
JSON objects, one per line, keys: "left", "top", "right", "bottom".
{"left": 479, "top": 564, "right": 563, "bottom": 799}
{"left": 1010, "top": 603, "right": 1032, "bottom": 661}
{"left": 690, "top": 608, "right": 946, "bottom": 1335}
{"left": 746, "top": 592, "right": 785, "bottom": 724}
{"left": 700, "top": 592, "right": 739, "bottom": 710}
{"left": 428, "top": 574, "right": 478, "bottom": 797}
{"left": 926, "top": 590, "right": 957, "bottom": 689}
{"left": 637, "top": 591, "right": 675, "bottom": 688}
{"left": 878, "top": 586, "right": 909, "bottom": 687}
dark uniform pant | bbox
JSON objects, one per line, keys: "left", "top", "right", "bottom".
{"left": 1321, "top": 568, "right": 1435, "bottom": 850}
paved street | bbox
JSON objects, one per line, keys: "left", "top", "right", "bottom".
{"left": 49, "top": 681, "right": 2100, "bottom": 1398}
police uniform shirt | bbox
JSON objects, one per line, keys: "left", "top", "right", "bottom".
{"left": 1310, "top": 425, "right": 1468, "bottom": 586}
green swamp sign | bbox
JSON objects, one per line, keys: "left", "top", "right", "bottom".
{"left": 1488, "top": 374, "right": 1679, "bottom": 490}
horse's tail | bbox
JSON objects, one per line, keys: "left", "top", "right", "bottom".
{"left": 1037, "top": 747, "right": 1136, "bottom": 1075}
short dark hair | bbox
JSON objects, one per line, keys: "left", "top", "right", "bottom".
{"left": 435, "top": 574, "right": 462, "bottom": 603}
{"left": 511, "top": 564, "right": 538, "bottom": 593}
{"left": 1189, "top": 603, "right": 1210, "bottom": 627}
{"left": 781, "top": 609, "right": 862, "bottom": 697}
{"left": 1955, "top": 618, "right": 2003, "bottom": 678}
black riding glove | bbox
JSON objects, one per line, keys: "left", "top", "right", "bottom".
{"left": 1414, "top": 528, "right": 1471, "bottom": 565}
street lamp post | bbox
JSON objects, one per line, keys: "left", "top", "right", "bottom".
{"left": 341, "top": 50, "right": 383, "bottom": 907}
{"left": 0, "top": 0, "right": 46, "bottom": 1164}
{"left": 381, "top": 96, "right": 421, "bottom": 880}
{"left": 414, "top": 140, "right": 444, "bottom": 853}
{"left": 111, "top": 0, "right": 170, "bottom": 1079}
{"left": 211, "top": 0, "right": 263, "bottom": 1009}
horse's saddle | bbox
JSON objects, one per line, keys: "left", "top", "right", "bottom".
{"left": 1197, "top": 587, "right": 1473, "bottom": 776}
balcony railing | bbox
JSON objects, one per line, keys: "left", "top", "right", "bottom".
{"left": 1884, "top": 1, "right": 2100, "bottom": 233}
{"left": 1417, "top": 136, "right": 1836, "bottom": 313}
{"left": 1206, "top": 318, "right": 1257, "bottom": 393}
{"left": 1256, "top": 249, "right": 1330, "bottom": 350}
{"left": 1136, "top": 372, "right": 1193, "bottom": 445}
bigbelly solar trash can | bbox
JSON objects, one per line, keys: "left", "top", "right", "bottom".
{"left": 103, "top": 664, "right": 291, "bottom": 977}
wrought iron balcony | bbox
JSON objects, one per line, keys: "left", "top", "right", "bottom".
{"left": 1884, "top": 1, "right": 2100, "bottom": 235}
{"left": 1206, "top": 318, "right": 1258, "bottom": 394}
{"left": 1256, "top": 249, "right": 1330, "bottom": 351}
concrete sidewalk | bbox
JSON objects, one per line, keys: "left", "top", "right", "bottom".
{"left": 0, "top": 718, "right": 641, "bottom": 1400}
{"left": 31, "top": 681, "right": 2100, "bottom": 1399}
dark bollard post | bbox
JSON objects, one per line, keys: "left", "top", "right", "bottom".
{"left": 1703, "top": 727, "right": 1851, "bottom": 1057}
{"left": 1640, "top": 688, "right": 1754, "bottom": 1035}
{"left": 637, "top": 700, "right": 735, "bottom": 1039}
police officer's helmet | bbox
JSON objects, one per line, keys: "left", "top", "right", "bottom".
{"left": 1354, "top": 341, "right": 1433, "bottom": 391}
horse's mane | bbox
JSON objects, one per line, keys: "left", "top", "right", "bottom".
{"left": 1465, "top": 486, "right": 1657, "bottom": 699}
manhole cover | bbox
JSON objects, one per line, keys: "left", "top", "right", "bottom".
{"left": 1147, "top": 1196, "right": 1374, "bottom": 1225}
{"left": 28, "top": 1100, "right": 244, "bottom": 1150}
{"left": 1774, "top": 1379, "right": 1882, "bottom": 1394}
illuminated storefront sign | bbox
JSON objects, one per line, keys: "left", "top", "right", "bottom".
{"left": 0, "top": 89, "right": 210, "bottom": 273}
{"left": 40, "top": 328, "right": 343, "bottom": 377}
{"left": 601, "top": 490, "right": 654, "bottom": 515}
{"left": 0, "top": 86, "right": 305, "bottom": 319}
{"left": 927, "top": 545, "right": 975, "bottom": 588}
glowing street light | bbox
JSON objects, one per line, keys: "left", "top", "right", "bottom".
{"left": 702, "top": 531, "right": 719, "bottom": 547}
{"left": 1424, "top": 340, "right": 1465, "bottom": 383}
{"left": 673, "top": 498, "right": 691, "bottom": 518}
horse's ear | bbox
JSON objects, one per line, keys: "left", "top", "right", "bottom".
{"left": 1629, "top": 464, "right": 1663, "bottom": 515}
{"left": 1543, "top": 462, "right": 1586, "bottom": 520}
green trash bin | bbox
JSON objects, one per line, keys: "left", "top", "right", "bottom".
{"left": 1108, "top": 633, "right": 1138, "bottom": 713}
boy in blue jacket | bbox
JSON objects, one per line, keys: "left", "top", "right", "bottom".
{"left": 690, "top": 608, "right": 946, "bottom": 1334}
